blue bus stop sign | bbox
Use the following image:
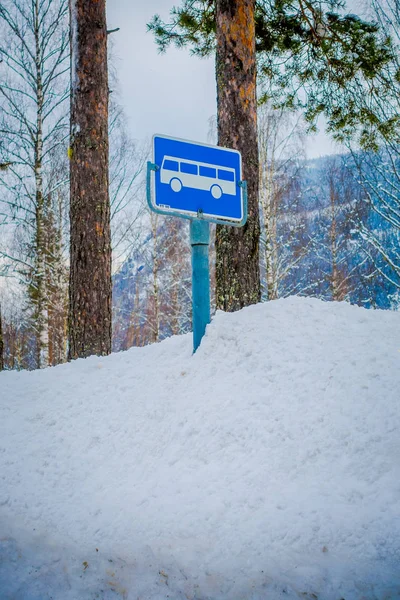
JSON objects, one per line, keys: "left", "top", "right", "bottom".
{"left": 147, "top": 134, "right": 247, "bottom": 353}
{"left": 151, "top": 134, "right": 244, "bottom": 222}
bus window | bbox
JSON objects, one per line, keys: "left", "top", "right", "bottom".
{"left": 163, "top": 159, "right": 179, "bottom": 172}
{"left": 218, "top": 169, "right": 235, "bottom": 182}
{"left": 180, "top": 162, "right": 198, "bottom": 175}
{"left": 199, "top": 166, "right": 216, "bottom": 178}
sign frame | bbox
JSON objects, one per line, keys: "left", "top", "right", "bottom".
{"left": 148, "top": 134, "right": 247, "bottom": 226}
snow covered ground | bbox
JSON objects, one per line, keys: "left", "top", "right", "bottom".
{"left": 1, "top": 296, "right": 399, "bottom": 599}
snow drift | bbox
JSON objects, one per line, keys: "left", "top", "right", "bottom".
{"left": 0, "top": 297, "right": 399, "bottom": 599}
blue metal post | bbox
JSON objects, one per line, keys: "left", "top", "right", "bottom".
{"left": 190, "top": 219, "right": 211, "bottom": 353}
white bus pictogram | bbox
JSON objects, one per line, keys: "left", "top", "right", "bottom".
{"left": 160, "top": 156, "right": 236, "bottom": 199}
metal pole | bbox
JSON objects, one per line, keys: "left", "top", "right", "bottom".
{"left": 190, "top": 219, "right": 211, "bottom": 353}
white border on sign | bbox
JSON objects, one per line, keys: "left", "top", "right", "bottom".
{"left": 151, "top": 134, "right": 244, "bottom": 223}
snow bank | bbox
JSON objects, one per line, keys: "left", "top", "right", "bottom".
{"left": 1, "top": 297, "right": 399, "bottom": 599}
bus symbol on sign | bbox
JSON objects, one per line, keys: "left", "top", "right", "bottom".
{"left": 160, "top": 156, "right": 236, "bottom": 199}
{"left": 152, "top": 135, "right": 243, "bottom": 222}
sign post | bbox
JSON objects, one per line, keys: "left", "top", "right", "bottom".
{"left": 190, "top": 219, "right": 210, "bottom": 352}
{"left": 147, "top": 135, "right": 247, "bottom": 352}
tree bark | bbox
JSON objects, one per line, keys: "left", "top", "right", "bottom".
{"left": 34, "top": 0, "right": 49, "bottom": 369}
{"left": 68, "top": 0, "right": 112, "bottom": 359}
{"left": 259, "top": 138, "right": 278, "bottom": 301}
{"left": 329, "top": 168, "right": 342, "bottom": 301}
{"left": 215, "top": 0, "right": 261, "bottom": 311}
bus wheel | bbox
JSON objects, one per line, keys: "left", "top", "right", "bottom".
{"left": 170, "top": 178, "right": 182, "bottom": 192}
{"left": 210, "top": 184, "right": 222, "bottom": 199}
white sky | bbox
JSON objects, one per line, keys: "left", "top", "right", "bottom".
{"left": 106, "top": 0, "right": 339, "bottom": 159}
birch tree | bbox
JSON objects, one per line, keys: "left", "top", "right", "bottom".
{"left": 258, "top": 103, "right": 310, "bottom": 300}
{"left": 161, "top": 218, "right": 191, "bottom": 336}
{"left": 306, "top": 156, "right": 369, "bottom": 302}
{"left": 0, "top": 281, "right": 33, "bottom": 369}
{"left": 349, "top": 0, "right": 400, "bottom": 294}
{"left": 0, "top": 0, "right": 69, "bottom": 368}
{"left": 140, "top": 213, "right": 191, "bottom": 345}
{"left": 353, "top": 149, "right": 400, "bottom": 294}
{"left": 109, "top": 102, "right": 147, "bottom": 273}
{"left": 112, "top": 211, "right": 192, "bottom": 351}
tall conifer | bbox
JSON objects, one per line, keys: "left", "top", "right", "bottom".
{"left": 68, "top": 0, "right": 112, "bottom": 358}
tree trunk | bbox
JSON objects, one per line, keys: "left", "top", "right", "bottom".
{"left": 215, "top": 0, "right": 261, "bottom": 311}
{"left": 329, "top": 175, "right": 340, "bottom": 301}
{"left": 34, "top": 198, "right": 49, "bottom": 368}
{"left": 34, "top": 0, "right": 49, "bottom": 369}
{"left": 47, "top": 189, "right": 68, "bottom": 366}
{"left": 259, "top": 141, "right": 278, "bottom": 301}
{"left": 68, "top": 0, "right": 112, "bottom": 359}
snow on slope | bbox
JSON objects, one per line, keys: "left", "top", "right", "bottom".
{"left": 0, "top": 297, "right": 399, "bottom": 600}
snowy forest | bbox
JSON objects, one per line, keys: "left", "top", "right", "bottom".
{"left": 1, "top": 3, "right": 400, "bottom": 597}
{"left": 1, "top": 0, "right": 400, "bottom": 371}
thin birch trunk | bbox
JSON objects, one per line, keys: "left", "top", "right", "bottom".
{"left": 34, "top": 0, "right": 49, "bottom": 369}
{"left": 330, "top": 178, "right": 339, "bottom": 301}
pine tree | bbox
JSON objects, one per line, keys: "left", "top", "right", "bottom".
{"left": 215, "top": 0, "right": 261, "bottom": 311}
{"left": 149, "top": 1, "right": 393, "bottom": 143}
{"left": 68, "top": 0, "right": 112, "bottom": 359}
{"left": 148, "top": 0, "right": 393, "bottom": 310}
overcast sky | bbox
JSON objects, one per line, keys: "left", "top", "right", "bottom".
{"left": 106, "top": 1, "right": 340, "bottom": 159}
